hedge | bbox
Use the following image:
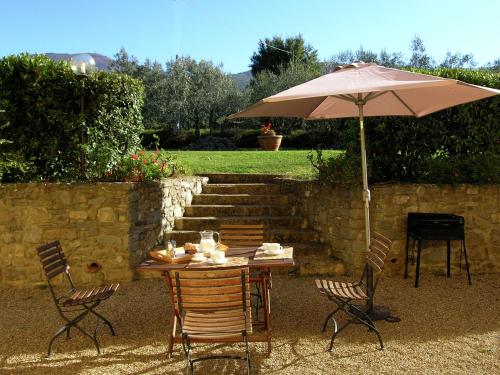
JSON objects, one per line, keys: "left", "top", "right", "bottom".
{"left": 0, "top": 54, "right": 144, "bottom": 182}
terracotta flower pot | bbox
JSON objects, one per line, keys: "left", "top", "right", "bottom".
{"left": 258, "top": 135, "right": 283, "bottom": 151}
{"left": 124, "top": 168, "right": 145, "bottom": 182}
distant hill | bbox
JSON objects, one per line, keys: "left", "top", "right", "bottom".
{"left": 231, "top": 70, "right": 252, "bottom": 90}
{"left": 45, "top": 53, "right": 113, "bottom": 71}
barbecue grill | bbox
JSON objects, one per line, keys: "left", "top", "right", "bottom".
{"left": 405, "top": 212, "right": 471, "bottom": 287}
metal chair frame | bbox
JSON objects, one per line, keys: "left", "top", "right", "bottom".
{"left": 36, "top": 241, "right": 118, "bottom": 356}
{"left": 318, "top": 233, "right": 392, "bottom": 351}
{"left": 174, "top": 268, "right": 251, "bottom": 375}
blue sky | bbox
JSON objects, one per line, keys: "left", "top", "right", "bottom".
{"left": 1, "top": 0, "right": 499, "bottom": 73}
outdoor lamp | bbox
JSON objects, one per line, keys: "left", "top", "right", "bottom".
{"left": 70, "top": 53, "right": 95, "bottom": 178}
{"left": 70, "top": 53, "right": 96, "bottom": 75}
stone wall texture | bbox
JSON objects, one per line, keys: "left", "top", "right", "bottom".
{"left": 281, "top": 180, "right": 500, "bottom": 276}
{"left": 0, "top": 177, "right": 206, "bottom": 286}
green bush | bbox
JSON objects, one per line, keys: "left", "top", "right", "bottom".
{"left": 308, "top": 149, "right": 361, "bottom": 185}
{"left": 313, "top": 68, "right": 500, "bottom": 184}
{"left": 188, "top": 136, "right": 237, "bottom": 150}
{"left": 0, "top": 53, "right": 144, "bottom": 182}
{"left": 141, "top": 128, "right": 199, "bottom": 150}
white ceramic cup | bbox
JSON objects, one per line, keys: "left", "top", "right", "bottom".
{"left": 211, "top": 250, "right": 226, "bottom": 263}
{"left": 263, "top": 243, "right": 281, "bottom": 252}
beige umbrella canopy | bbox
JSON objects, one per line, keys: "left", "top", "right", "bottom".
{"left": 229, "top": 62, "right": 499, "bottom": 119}
{"left": 229, "top": 62, "right": 499, "bottom": 316}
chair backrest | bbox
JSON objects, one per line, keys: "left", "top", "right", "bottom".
{"left": 36, "top": 241, "right": 70, "bottom": 281}
{"left": 365, "top": 231, "right": 392, "bottom": 275}
{"left": 36, "top": 241, "right": 75, "bottom": 305}
{"left": 171, "top": 267, "right": 251, "bottom": 330}
{"left": 220, "top": 224, "right": 264, "bottom": 247}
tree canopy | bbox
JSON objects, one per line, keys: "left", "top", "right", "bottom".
{"left": 250, "top": 34, "right": 320, "bottom": 76}
{"left": 111, "top": 50, "right": 246, "bottom": 134}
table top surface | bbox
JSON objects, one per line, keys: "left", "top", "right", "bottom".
{"left": 136, "top": 246, "right": 295, "bottom": 272}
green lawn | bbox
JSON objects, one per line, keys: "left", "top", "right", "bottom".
{"left": 169, "top": 150, "right": 340, "bottom": 178}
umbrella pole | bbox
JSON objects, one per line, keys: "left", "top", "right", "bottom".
{"left": 358, "top": 100, "right": 391, "bottom": 321}
{"left": 358, "top": 102, "right": 374, "bottom": 314}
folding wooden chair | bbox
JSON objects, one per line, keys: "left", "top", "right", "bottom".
{"left": 172, "top": 267, "right": 252, "bottom": 375}
{"left": 316, "top": 232, "right": 392, "bottom": 351}
{"left": 219, "top": 224, "right": 267, "bottom": 320}
{"left": 36, "top": 240, "right": 119, "bottom": 356}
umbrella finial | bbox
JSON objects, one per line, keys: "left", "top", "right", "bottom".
{"left": 333, "top": 61, "right": 376, "bottom": 72}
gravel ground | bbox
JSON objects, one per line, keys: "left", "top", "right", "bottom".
{"left": 0, "top": 274, "right": 498, "bottom": 375}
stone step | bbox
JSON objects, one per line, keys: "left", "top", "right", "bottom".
{"left": 198, "top": 173, "right": 284, "bottom": 184}
{"left": 174, "top": 216, "right": 304, "bottom": 231}
{"left": 164, "top": 228, "right": 320, "bottom": 244}
{"left": 287, "top": 242, "right": 330, "bottom": 256}
{"left": 184, "top": 204, "right": 291, "bottom": 217}
{"left": 203, "top": 183, "right": 281, "bottom": 195}
{"left": 294, "top": 254, "right": 345, "bottom": 277}
{"left": 192, "top": 194, "right": 289, "bottom": 206}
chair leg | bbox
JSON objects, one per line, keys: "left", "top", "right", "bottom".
{"left": 48, "top": 325, "right": 70, "bottom": 356}
{"left": 349, "top": 305, "right": 384, "bottom": 350}
{"left": 322, "top": 311, "right": 334, "bottom": 332}
{"left": 72, "top": 322, "right": 101, "bottom": 354}
{"left": 66, "top": 326, "right": 71, "bottom": 339}
{"left": 182, "top": 333, "right": 195, "bottom": 374}
{"left": 251, "top": 282, "right": 262, "bottom": 321}
{"left": 243, "top": 332, "right": 251, "bottom": 375}
{"left": 322, "top": 306, "right": 341, "bottom": 332}
{"left": 88, "top": 307, "right": 116, "bottom": 336}
{"left": 363, "top": 315, "right": 384, "bottom": 350}
{"left": 328, "top": 320, "right": 349, "bottom": 352}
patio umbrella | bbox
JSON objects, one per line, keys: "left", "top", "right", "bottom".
{"left": 228, "top": 62, "right": 499, "bottom": 317}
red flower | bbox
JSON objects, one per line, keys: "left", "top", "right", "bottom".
{"left": 143, "top": 159, "right": 149, "bottom": 164}
{"left": 130, "top": 154, "right": 139, "bottom": 160}
{"left": 260, "top": 122, "right": 273, "bottom": 134}
{"left": 139, "top": 150, "right": 146, "bottom": 155}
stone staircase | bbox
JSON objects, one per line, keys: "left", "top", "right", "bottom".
{"left": 164, "top": 173, "right": 344, "bottom": 276}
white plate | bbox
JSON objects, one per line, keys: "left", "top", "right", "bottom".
{"left": 191, "top": 256, "right": 207, "bottom": 262}
{"left": 264, "top": 249, "right": 285, "bottom": 256}
{"left": 207, "top": 258, "right": 228, "bottom": 265}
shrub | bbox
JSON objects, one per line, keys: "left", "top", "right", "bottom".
{"left": 0, "top": 53, "right": 144, "bottom": 182}
{"left": 82, "top": 71, "right": 145, "bottom": 180}
{"left": 187, "top": 136, "right": 237, "bottom": 150}
{"left": 416, "top": 154, "right": 500, "bottom": 184}
{"left": 141, "top": 128, "right": 200, "bottom": 150}
{"left": 228, "top": 128, "right": 261, "bottom": 148}
{"left": 308, "top": 149, "right": 361, "bottom": 185}
{"left": 283, "top": 126, "right": 344, "bottom": 149}
{"left": 0, "top": 140, "right": 35, "bottom": 181}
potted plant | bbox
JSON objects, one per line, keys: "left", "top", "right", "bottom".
{"left": 258, "top": 122, "right": 283, "bottom": 151}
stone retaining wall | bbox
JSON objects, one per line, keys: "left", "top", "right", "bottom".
{"left": 280, "top": 180, "right": 500, "bottom": 276}
{"left": 0, "top": 177, "right": 206, "bottom": 286}
{"left": 1, "top": 177, "right": 497, "bottom": 286}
